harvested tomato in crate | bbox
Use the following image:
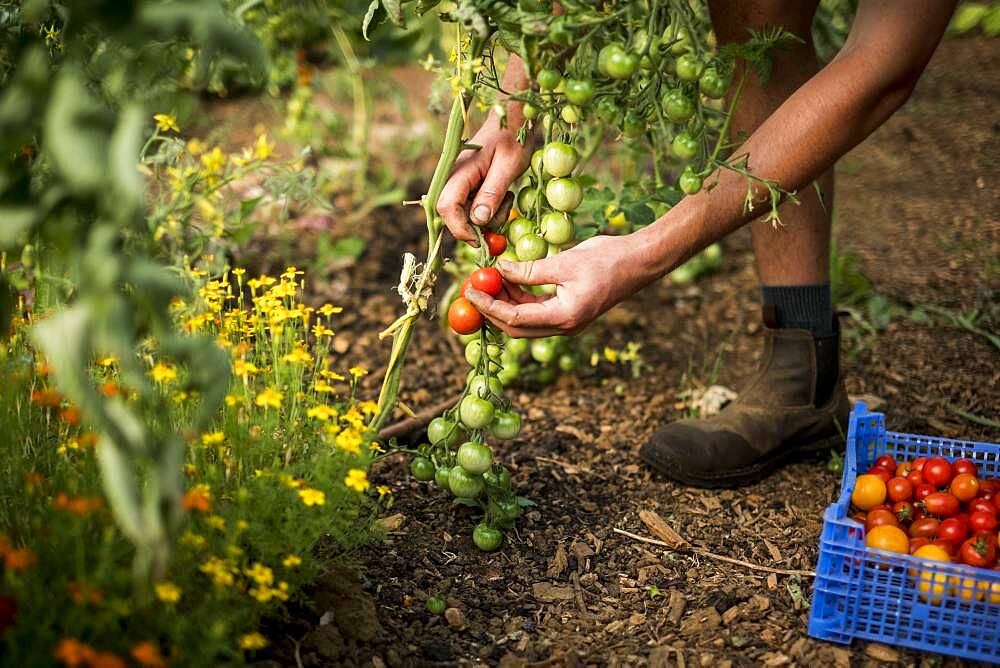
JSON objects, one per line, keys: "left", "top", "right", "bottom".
{"left": 808, "top": 402, "right": 1000, "bottom": 662}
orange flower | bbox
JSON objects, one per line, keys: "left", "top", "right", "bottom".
{"left": 181, "top": 486, "right": 211, "bottom": 513}
{"left": 30, "top": 388, "right": 62, "bottom": 407}
{"left": 99, "top": 381, "right": 119, "bottom": 397}
{"left": 78, "top": 432, "right": 99, "bottom": 448}
{"left": 53, "top": 638, "right": 96, "bottom": 667}
{"left": 36, "top": 361, "right": 52, "bottom": 376}
{"left": 131, "top": 642, "right": 166, "bottom": 668}
{"left": 67, "top": 580, "right": 104, "bottom": 605}
{"left": 91, "top": 652, "right": 126, "bottom": 668}
{"left": 53, "top": 494, "right": 104, "bottom": 516}
{"left": 59, "top": 406, "right": 81, "bottom": 426}
{"left": 4, "top": 547, "right": 37, "bottom": 571}
{"left": 25, "top": 471, "right": 44, "bottom": 489}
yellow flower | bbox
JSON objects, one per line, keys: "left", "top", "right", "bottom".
{"left": 153, "top": 113, "right": 180, "bottom": 133}
{"left": 201, "top": 146, "right": 226, "bottom": 175}
{"left": 200, "top": 556, "right": 237, "bottom": 587}
{"left": 376, "top": 485, "right": 391, "bottom": 498}
{"left": 306, "top": 405, "right": 337, "bottom": 421}
{"left": 96, "top": 355, "right": 117, "bottom": 367}
{"left": 150, "top": 362, "right": 177, "bottom": 384}
{"left": 154, "top": 582, "right": 181, "bottom": 604}
{"left": 237, "top": 520, "right": 249, "bottom": 531}
{"left": 244, "top": 562, "right": 274, "bottom": 586}
{"left": 239, "top": 633, "right": 268, "bottom": 651}
{"left": 604, "top": 203, "right": 627, "bottom": 228}
{"left": 320, "top": 369, "right": 346, "bottom": 381}
{"left": 233, "top": 359, "right": 259, "bottom": 377}
{"left": 206, "top": 515, "right": 226, "bottom": 531}
{"left": 318, "top": 304, "right": 343, "bottom": 317}
{"left": 298, "top": 488, "right": 326, "bottom": 506}
{"left": 282, "top": 555, "right": 302, "bottom": 568}
{"left": 313, "top": 380, "right": 336, "bottom": 394}
{"left": 201, "top": 431, "right": 225, "bottom": 447}
{"left": 180, "top": 532, "right": 206, "bottom": 549}
{"left": 255, "top": 388, "right": 283, "bottom": 409}
{"left": 349, "top": 366, "right": 368, "bottom": 378}
{"left": 345, "top": 469, "right": 369, "bottom": 493}
{"left": 335, "top": 429, "right": 362, "bottom": 455}
{"left": 186, "top": 138, "right": 206, "bottom": 155}
{"left": 225, "top": 394, "right": 241, "bottom": 407}
{"left": 232, "top": 268, "right": 247, "bottom": 277}
{"left": 281, "top": 346, "right": 313, "bottom": 365}
{"left": 603, "top": 347, "right": 620, "bottom": 363}
{"left": 279, "top": 473, "right": 302, "bottom": 489}
{"left": 311, "top": 324, "right": 335, "bottom": 338}
{"left": 358, "top": 400, "right": 378, "bottom": 416}
{"left": 254, "top": 134, "right": 274, "bottom": 160}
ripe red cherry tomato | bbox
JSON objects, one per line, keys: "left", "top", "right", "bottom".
{"left": 909, "top": 537, "right": 931, "bottom": 554}
{"left": 866, "top": 466, "right": 893, "bottom": 483}
{"left": 448, "top": 297, "right": 483, "bottom": 334}
{"left": 953, "top": 512, "right": 970, "bottom": 528}
{"left": 909, "top": 517, "right": 940, "bottom": 539}
{"left": 936, "top": 517, "right": 968, "bottom": 544}
{"left": 922, "top": 457, "right": 954, "bottom": 488}
{"left": 950, "top": 473, "right": 980, "bottom": 502}
{"left": 470, "top": 267, "right": 503, "bottom": 297}
{"left": 970, "top": 510, "right": 999, "bottom": 532}
{"left": 912, "top": 457, "right": 928, "bottom": 472}
{"left": 865, "top": 509, "right": 899, "bottom": 532}
{"left": 896, "top": 462, "right": 915, "bottom": 478}
{"left": 968, "top": 498, "right": 996, "bottom": 516}
{"left": 484, "top": 232, "right": 507, "bottom": 257}
{"left": 460, "top": 277, "right": 473, "bottom": 299}
{"left": 886, "top": 477, "right": 913, "bottom": 503}
{"left": 995, "top": 494, "right": 1000, "bottom": 515}
{"left": 914, "top": 483, "right": 936, "bottom": 502}
{"left": 931, "top": 538, "right": 956, "bottom": 555}
{"left": 893, "top": 501, "right": 915, "bottom": 524}
{"left": 958, "top": 531, "right": 997, "bottom": 568}
{"left": 922, "top": 492, "right": 960, "bottom": 518}
{"left": 875, "top": 455, "right": 897, "bottom": 472}
{"left": 906, "top": 471, "right": 924, "bottom": 486}
{"left": 979, "top": 479, "right": 1000, "bottom": 496}
{"left": 953, "top": 458, "right": 978, "bottom": 477}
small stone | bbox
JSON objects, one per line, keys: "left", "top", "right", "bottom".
{"left": 532, "top": 582, "right": 575, "bottom": 602}
{"left": 628, "top": 612, "right": 646, "bottom": 625}
{"left": 721, "top": 605, "right": 741, "bottom": 626}
{"left": 680, "top": 607, "right": 721, "bottom": 636}
{"left": 371, "top": 656, "right": 386, "bottom": 668}
{"left": 865, "top": 643, "right": 900, "bottom": 663}
{"left": 444, "top": 607, "right": 466, "bottom": 630}
{"left": 376, "top": 513, "right": 406, "bottom": 531}
{"left": 605, "top": 619, "right": 626, "bottom": 634}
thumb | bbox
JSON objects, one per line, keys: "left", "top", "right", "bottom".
{"left": 497, "top": 256, "right": 563, "bottom": 287}
{"left": 470, "top": 157, "right": 521, "bottom": 226}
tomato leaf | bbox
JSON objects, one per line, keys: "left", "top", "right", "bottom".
{"left": 362, "top": 0, "right": 388, "bottom": 40}
{"left": 452, "top": 497, "right": 482, "bottom": 508}
{"left": 382, "top": 0, "right": 405, "bottom": 26}
{"left": 515, "top": 496, "right": 536, "bottom": 508}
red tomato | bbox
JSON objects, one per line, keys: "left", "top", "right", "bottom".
{"left": 866, "top": 466, "right": 893, "bottom": 483}
{"left": 893, "top": 501, "right": 916, "bottom": 525}
{"left": 912, "top": 457, "right": 928, "bottom": 472}
{"left": 906, "top": 471, "right": 924, "bottom": 486}
{"left": 936, "top": 517, "right": 968, "bottom": 544}
{"left": 909, "top": 537, "right": 931, "bottom": 554}
{"left": 968, "top": 498, "right": 996, "bottom": 516}
{"left": 851, "top": 514, "right": 866, "bottom": 525}
{"left": 914, "top": 483, "right": 936, "bottom": 502}
{"left": 931, "top": 538, "right": 956, "bottom": 555}
{"left": 460, "top": 277, "right": 473, "bottom": 299}
{"left": 979, "top": 479, "right": 1000, "bottom": 496}
{"left": 869, "top": 504, "right": 892, "bottom": 513}
{"left": 865, "top": 509, "right": 899, "bottom": 532}
{"left": 953, "top": 458, "right": 978, "bottom": 477}
{"left": 922, "top": 492, "right": 961, "bottom": 518}
{"left": 484, "top": 232, "right": 507, "bottom": 257}
{"left": 995, "top": 494, "right": 1000, "bottom": 515}
{"left": 448, "top": 297, "right": 483, "bottom": 334}
{"left": 875, "top": 455, "right": 897, "bottom": 472}
{"left": 896, "top": 462, "right": 915, "bottom": 478}
{"left": 970, "top": 510, "right": 999, "bottom": 532}
{"left": 470, "top": 267, "right": 503, "bottom": 297}
{"left": 909, "top": 517, "right": 940, "bottom": 539}
{"left": 950, "top": 473, "right": 980, "bottom": 503}
{"left": 911, "top": 507, "right": 927, "bottom": 522}
{"left": 959, "top": 531, "right": 998, "bottom": 568}
{"left": 886, "top": 477, "right": 913, "bottom": 503}
{"left": 922, "top": 457, "right": 954, "bottom": 488}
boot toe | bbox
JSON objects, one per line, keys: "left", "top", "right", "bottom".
{"left": 641, "top": 420, "right": 754, "bottom": 481}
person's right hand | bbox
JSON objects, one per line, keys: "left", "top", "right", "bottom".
{"left": 436, "top": 115, "right": 532, "bottom": 244}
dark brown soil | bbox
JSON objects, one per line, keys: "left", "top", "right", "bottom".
{"left": 253, "top": 37, "right": 999, "bottom": 667}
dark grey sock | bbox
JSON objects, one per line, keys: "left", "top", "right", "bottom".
{"left": 760, "top": 284, "right": 834, "bottom": 338}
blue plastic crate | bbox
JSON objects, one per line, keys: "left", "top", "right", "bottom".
{"left": 808, "top": 402, "right": 1000, "bottom": 662}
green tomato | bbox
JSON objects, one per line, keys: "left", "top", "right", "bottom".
{"left": 662, "top": 90, "right": 695, "bottom": 123}
{"left": 473, "top": 523, "right": 503, "bottom": 552}
{"left": 458, "top": 331, "right": 479, "bottom": 345}
{"left": 507, "top": 218, "right": 536, "bottom": 244}
{"left": 531, "top": 149, "right": 544, "bottom": 177}
{"left": 507, "top": 337, "right": 529, "bottom": 357}
{"left": 558, "top": 353, "right": 578, "bottom": 372}
{"left": 595, "top": 97, "right": 621, "bottom": 124}
{"left": 537, "top": 68, "right": 562, "bottom": 91}
{"left": 622, "top": 110, "right": 647, "bottom": 138}
{"left": 545, "top": 178, "right": 583, "bottom": 212}
{"left": 670, "top": 263, "right": 696, "bottom": 285}
{"left": 448, "top": 466, "right": 485, "bottom": 498}
{"left": 542, "top": 142, "right": 578, "bottom": 178}
{"left": 456, "top": 441, "right": 493, "bottom": 475}
{"left": 522, "top": 102, "right": 539, "bottom": 120}
{"left": 560, "top": 105, "right": 581, "bottom": 124}
{"left": 465, "top": 340, "right": 502, "bottom": 367}
{"left": 516, "top": 186, "right": 537, "bottom": 214}
{"left": 490, "top": 410, "right": 522, "bottom": 439}
{"left": 496, "top": 497, "right": 522, "bottom": 520}
{"left": 665, "top": 25, "right": 691, "bottom": 55}
{"left": 600, "top": 44, "right": 638, "bottom": 79}
{"left": 675, "top": 54, "right": 703, "bottom": 82}
{"left": 427, "top": 417, "right": 460, "bottom": 447}
{"left": 671, "top": 132, "right": 699, "bottom": 161}
{"left": 468, "top": 374, "right": 502, "bottom": 400}
{"left": 632, "top": 28, "right": 650, "bottom": 54}
{"left": 536, "top": 366, "right": 557, "bottom": 384}
{"left": 459, "top": 395, "right": 495, "bottom": 430}
{"left": 703, "top": 242, "right": 723, "bottom": 267}
{"left": 426, "top": 596, "right": 446, "bottom": 614}
{"left": 497, "top": 362, "right": 520, "bottom": 386}
{"left": 516, "top": 233, "right": 548, "bottom": 261}
{"left": 410, "top": 456, "right": 436, "bottom": 481}
{"left": 530, "top": 338, "right": 557, "bottom": 364}
{"left": 699, "top": 67, "right": 728, "bottom": 99}
{"left": 548, "top": 16, "right": 572, "bottom": 46}
{"left": 564, "top": 79, "right": 595, "bottom": 106}
{"left": 679, "top": 167, "right": 703, "bottom": 195}
{"left": 541, "top": 211, "right": 574, "bottom": 245}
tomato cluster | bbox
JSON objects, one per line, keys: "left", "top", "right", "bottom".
{"left": 851, "top": 455, "right": 1000, "bottom": 603}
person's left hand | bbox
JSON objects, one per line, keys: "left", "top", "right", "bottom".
{"left": 464, "top": 234, "right": 660, "bottom": 338}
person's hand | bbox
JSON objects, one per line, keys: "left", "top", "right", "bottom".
{"left": 464, "top": 235, "right": 662, "bottom": 338}
{"left": 436, "top": 116, "right": 532, "bottom": 244}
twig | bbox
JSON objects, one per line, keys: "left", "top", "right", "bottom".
{"left": 612, "top": 528, "right": 816, "bottom": 578}
{"left": 376, "top": 396, "right": 460, "bottom": 442}
{"left": 949, "top": 406, "right": 1000, "bottom": 430}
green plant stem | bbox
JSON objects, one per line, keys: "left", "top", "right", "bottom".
{"left": 332, "top": 24, "right": 370, "bottom": 201}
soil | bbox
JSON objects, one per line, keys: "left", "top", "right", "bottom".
{"left": 245, "top": 36, "right": 998, "bottom": 667}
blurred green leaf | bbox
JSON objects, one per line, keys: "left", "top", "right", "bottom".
{"left": 44, "top": 73, "right": 111, "bottom": 194}
{"left": 0, "top": 206, "right": 37, "bottom": 248}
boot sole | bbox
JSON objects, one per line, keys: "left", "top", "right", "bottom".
{"left": 643, "top": 433, "right": 844, "bottom": 489}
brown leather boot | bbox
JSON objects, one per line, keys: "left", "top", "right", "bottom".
{"left": 640, "top": 315, "right": 851, "bottom": 488}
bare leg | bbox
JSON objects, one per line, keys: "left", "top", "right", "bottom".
{"left": 708, "top": 0, "right": 832, "bottom": 285}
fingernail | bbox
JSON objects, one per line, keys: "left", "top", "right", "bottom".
{"left": 472, "top": 205, "right": 491, "bottom": 223}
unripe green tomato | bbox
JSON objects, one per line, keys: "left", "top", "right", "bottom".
{"left": 530, "top": 338, "right": 557, "bottom": 364}
{"left": 456, "top": 441, "right": 493, "bottom": 475}
{"left": 507, "top": 217, "right": 535, "bottom": 244}
{"left": 515, "top": 233, "right": 548, "bottom": 261}
{"left": 536, "top": 366, "right": 557, "bottom": 384}
{"left": 558, "top": 353, "right": 578, "bottom": 372}
{"left": 548, "top": 15, "right": 572, "bottom": 46}
{"left": 537, "top": 68, "right": 562, "bottom": 91}
{"left": 662, "top": 90, "right": 695, "bottom": 123}
{"left": 699, "top": 67, "right": 728, "bottom": 99}
{"left": 522, "top": 102, "right": 539, "bottom": 120}
{"left": 671, "top": 132, "right": 699, "bottom": 161}
{"left": 458, "top": 331, "right": 479, "bottom": 345}
{"left": 448, "top": 466, "right": 484, "bottom": 498}
{"left": 675, "top": 53, "right": 703, "bottom": 81}
{"left": 545, "top": 178, "right": 583, "bottom": 212}
{"left": 490, "top": 410, "right": 522, "bottom": 439}
{"left": 600, "top": 44, "right": 639, "bottom": 79}
{"left": 20, "top": 244, "right": 34, "bottom": 269}
{"left": 670, "top": 263, "right": 696, "bottom": 285}
{"left": 464, "top": 339, "right": 482, "bottom": 366}
{"left": 542, "top": 142, "right": 578, "bottom": 178}
{"left": 410, "top": 456, "right": 436, "bottom": 481}
{"left": 497, "top": 362, "right": 520, "bottom": 386}
{"left": 595, "top": 97, "right": 621, "bottom": 124}
{"left": 648, "top": 36, "right": 663, "bottom": 64}
{"left": 541, "top": 211, "right": 574, "bottom": 245}
{"left": 434, "top": 465, "right": 452, "bottom": 490}
{"left": 427, "top": 417, "right": 460, "bottom": 446}
{"left": 531, "top": 149, "right": 544, "bottom": 177}
{"left": 496, "top": 497, "right": 522, "bottom": 521}
{"left": 516, "top": 186, "right": 537, "bottom": 214}
{"left": 541, "top": 113, "right": 553, "bottom": 133}
{"left": 560, "top": 104, "right": 581, "bottom": 125}
{"left": 679, "top": 167, "right": 703, "bottom": 195}
{"left": 426, "top": 596, "right": 446, "bottom": 614}
{"left": 546, "top": 243, "right": 560, "bottom": 258}
{"left": 507, "top": 337, "right": 529, "bottom": 356}
{"left": 473, "top": 523, "right": 503, "bottom": 552}
{"left": 622, "top": 111, "right": 647, "bottom": 138}
{"left": 459, "top": 395, "right": 495, "bottom": 429}
{"left": 564, "top": 79, "right": 595, "bottom": 106}
{"left": 666, "top": 25, "right": 691, "bottom": 54}
{"left": 468, "top": 373, "right": 502, "bottom": 400}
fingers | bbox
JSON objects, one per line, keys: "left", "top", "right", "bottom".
{"left": 470, "top": 153, "right": 523, "bottom": 226}
{"left": 501, "top": 282, "right": 547, "bottom": 304}
{"left": 491, "top": 192, "right": 515, "bottom": 228}
{"left": 496, "top": 257, "right": 565, "bottom": 287}
{"left": 436, "top": 157, "right": 486, "bottom": 244}
{"left": 465, "top": 287, "right": 567, "bottom": 331}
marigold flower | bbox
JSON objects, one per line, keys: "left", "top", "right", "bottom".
{"left": 200, "top": 556, "right": 237, "bottom": 587}
{"left": 239, "top": 632, "right": 268, "bottom": 651}
{"left": 201, "top": 431, "right": 225, "bottom": 446}
{"left": 59, "top": 406, "right": 81, "bottom": 426}
{"left": 335, "top": 429, "right": 362, "bottom": 455}
{"left": 68, "top": 580, "right": 103, "bottom": 604}
{"left": 180, "top": 532, "right": 206, "bottom": 549}
{"left": 182, "top": 485, "right": 211, "bottom": 513}
{"left": 255, "top": 388, "right": 283, "bottom": 409}
{"left": 96, "top": 355, "right": 117, "bottom": 367}
{"left": 282, "top": 554, "right": 302, "bottom": 568}
{"left": 154, "top": 582, "right": 181, "bottom": 604}
{"left": 206, "top": 515, "right": 226, "bottom": 531}
{"left": 131, "top": 642, "right": 166, "bottom": 668}
{"left": 54, "top": 638, "right": 97, "bottom": 667}
{"left": 349, "top": 366, "right": 368, "bottom": 378}
{"left": 254, "top": 134, "right": 274, "bottom": 160}
{"left": 244, "top": 562, "right": 274, "bottom": 586}
{"left": 30, "top": 388, "right": 62, "bottom": 407}
{"left": 345, "top": 469, "right": 370, "bottom": 493}
{"left": 306, "top": 405, "right": 337, "bottom": 421}
{"left": 99, "top": 381, "right": 119, "bottom": 397}
{"left": 318, "top": 304, "right": 342, "bottom": 317}
{"left": 150, "top": 363, "right": 177, "bottom": 384}
{"left": 153, "top": 113, "right": 180, "bottom": 133}
{"left": 298, "top": 488, "right": 325, "bottom": 507}
{"left": 91, "top": 651, "right": 126, "bottom": 668}
{"left": 200, "top": 146, "right": 226, "bottom": 174}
